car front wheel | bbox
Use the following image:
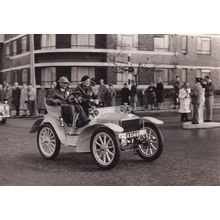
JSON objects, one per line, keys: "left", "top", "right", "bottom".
{"left": 37, "top": 123, "right": 61, "bottom": 159}
{"left": 136, "top": 122, "right": 164, "bottom": 162}
{"left": 90, "top": 128, "right": 120, "bottom": 169}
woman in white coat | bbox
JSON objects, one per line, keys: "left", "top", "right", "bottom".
{"left": 179, "top": 82, "right": 191, "bottom": 122}
{"left": 20, "top": 83, "right": 28, "bottom": 116}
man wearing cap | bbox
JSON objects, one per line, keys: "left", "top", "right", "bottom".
{"left": 46, "top": 76, "right": 73, "bottom": 106}
{"left": 46, "top": 76, "right": 88, "bottom": 130}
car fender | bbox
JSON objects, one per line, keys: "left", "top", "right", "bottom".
{"left": 141, "top": 116, "right": 164, "bottom": 125}
{"left": 42, "top": 115, "right": 67, "bottom": 145}
{"left": 75, "top": 123, "right": 124, "bottom": 153}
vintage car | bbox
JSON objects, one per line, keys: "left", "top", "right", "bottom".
{"left": 0, "top": 101, "right": 10, "bottom": 125}
{"left": 30, "top": 93, "right": 164, "bottom": 169}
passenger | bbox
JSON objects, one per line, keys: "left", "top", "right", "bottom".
{"left": 46, "top": 76, "right": 89, "bottom": 132}
{"left": 75, "top": 75, "right": 97, "bottom": 116}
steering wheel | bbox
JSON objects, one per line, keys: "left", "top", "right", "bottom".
{"left": 66, "top": 91, "right": 83, "bottom": 104}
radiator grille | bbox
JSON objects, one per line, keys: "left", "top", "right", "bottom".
{"left": 120, "top": 119, "right": 140, "bottom": 132}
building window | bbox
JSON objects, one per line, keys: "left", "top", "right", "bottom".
{"left": 5, "top": 43, "right": 10, "bottom": 58}
{"left": 154, "top": 35, "right": 169, "bottom": 52}
{"left": 21, "top": 36, "right": 28, "bottom": 53}
{"left": 71, "top": 34, "right": 95, "bottom": 48}
{"left": 197, "top": 69, "right": 211, "bottom": 78}
{"left": 41, "top": 34, "right": 56, "bottom": 49}
{"left": 182, "top": 36, "right": 188, "bottom": 54}
{"left": 155, "top": 69, "right": 169, "bottom": 84}
{"left": 12, "top": 40, "right": 17, "bottom": 56}
{"left": 117, "top": 35, "right": 138, "bottom": 50}
{"left": 71, "top": 67, "right": 95, "bottom": 85}
{"left": 197, "top": 37, "right": 211, "bottom": 55}
{"left": 181, "top": 69, "right": 187, "bottom": 82}
{"left": 41, "top": 67, "right": 56, "bottom": 85}
{"left": 22, "top": 69, "right": 28, "bottom": 83}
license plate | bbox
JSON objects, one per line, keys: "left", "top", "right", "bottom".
{"left": 126, "top": 131, "right": 140, "bottom": 139}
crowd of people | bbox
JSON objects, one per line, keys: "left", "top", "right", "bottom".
{"left": 0, "top": 81, "right": 56, "bottom": 117}
{"left": 0, "top": 74, "right": 215, "bottom": 123}
{"left": 173, "top": 75, "right": 215, "bottom": 124}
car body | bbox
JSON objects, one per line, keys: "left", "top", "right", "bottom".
{"left": 31, "top": 103, "right": 164, "bottom": 169}
{"left": 0, "top": 101, "right": 10, "bottom": 124}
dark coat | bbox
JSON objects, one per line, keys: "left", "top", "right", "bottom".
{"left": 12, "top": 87, "right": 21, "bottom": 106}
{"left": 75, "top": 83, "right": 94, "bottom": 116}
{"left": 146, "top": 86, "right": 156, "bottom": 105}
{"left": 121, "top": 87, "right": 130, "bottom": 105}
{"left": 46, "top": 86, "right": 74, "bottom": 106}
{"left": 155, "top": 82, "right": 164, "bottom": 103}
{"left": 191, "top": 82, "right": 203, "bottom": 105}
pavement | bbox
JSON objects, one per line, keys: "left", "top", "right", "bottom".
{"left": 1, "top": 110, "right": 220, "bottom": 185}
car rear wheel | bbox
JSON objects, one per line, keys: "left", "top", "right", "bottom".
{"left": 136, "top": 122, "right": 163, "bottom": 162}
{"left": 90, "top": 128, "right": 120, "bottom": 169}
{"left": 37, "top": 123, "right": 60, "bottom": 159}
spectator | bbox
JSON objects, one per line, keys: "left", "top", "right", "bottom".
{"left": 173, "top": 76, "right": 181, "bottom": 109}
{"left": 138, "top": 89, "right": 144, "bottom": 110}
{"left": 28, "top": 84, "right": 37, "bottom": 116}
{"left": 98, "top": 79, "right": 107, "bottom": 107}
{"left": 191, "top": 77, "right": 203, "bottom": 124}
{"left": 20, "top": 83, "right": 28, "bottom": 116}
{"left": 155, "top": 77, "right": 164, "bottom": 110}
{"left": 179, "top": 82, "right": 191, "bottom": 122}
{"left": 109, "top": 84, "right": 116, "bottom": 106}
{"left": 143, "top": 87, "right": 149, "bottom": 110}
{"left": 90, "top": 78, "right": 99, "bottom": 97}
{"left": 121, "top": 83, "right": 130, "bottom": 105}
{"left": 105, "top": 84, "right": 112, "bottom": 107}
{"left": 12, "top": 82, "right": 21, "bottom": 116}
{"left": 0, "top": 84, "right": 5, "bottom": 102}
{"left": 3, "top": 81, "right": 12, "bottom": 110}
{"left": 204, "top": 75, "right": 215, "bottom": 122}
{"left": 146, "top": 82, "right": 156, "bottom": 110}
{"left": 130, "top": 80, "right": 138, "bottom": 111}
{"left": 37, "top": 84, "right": 47, "bottom": 116}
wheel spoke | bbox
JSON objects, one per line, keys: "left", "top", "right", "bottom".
{"left": 107, "top": 149, "right": 114, "bottom": 156}
{"left": 98, "top": 136, "right": 104, "bottom": 145}
{"left": 106, "top": 152, "right": 111, "bottom": 162}
{"left": 95, "top": 141, "right": 102, "bottom": 148}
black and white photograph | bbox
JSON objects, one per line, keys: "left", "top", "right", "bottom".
{"left": 1, "top": 33, "right": 220, "bottom": 185}
{"left": 1, "top": 0, "right": 220, "bottom": 220}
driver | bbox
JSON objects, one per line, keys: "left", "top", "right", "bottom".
{"left": 46, "top": 76, "right": 89, "bottom": 131}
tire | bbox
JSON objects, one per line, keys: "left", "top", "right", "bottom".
{"left": 37, "top": 123, "right": 61, "bottom": 160}
{"left": 90, "top": 128, "right": 120, "bottom": 170}
{"left": 136, "top": 122, "right": 164, "bottom": 162}
{"left": 1, "top": 119, "right": 6, "bottom": 124}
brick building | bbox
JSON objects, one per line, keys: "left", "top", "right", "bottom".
{"left": 0, "top": 34, "right": 220, "bottom": 89}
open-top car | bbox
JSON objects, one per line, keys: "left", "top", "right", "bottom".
{"left": 0, "top": 101, "right": 10, "bottom": 125}
{"left": 30, "top": 93, "right": 164, "bottom": 169}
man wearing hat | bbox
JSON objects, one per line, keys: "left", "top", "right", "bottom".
{"left": 46, "top": 76, "right": 90, "bottom": 131}
{"left": 75, "top": 75, "right": 97, "bottom": 116}
{"left": 46, "top": 76, "right": 72, "bottom": 106}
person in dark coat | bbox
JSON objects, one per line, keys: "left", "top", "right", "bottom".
{"left": 75, "top": 75, "right": 97, "bottom": 116}
{"left": 12, "top": 82, "right": 21, "bottom": 116}
{"left": 173, "top": 76, "right": 181, "bottom": 109}
{"left": 37, "top": 84, "right": 47, "bottom": 116}
{"left": 146, "top": 82, "right": 156, "bottom": 110}
{"left": 155, "top": 77, "right": 164, "bottom": 110}
{"left": 0, "top": 84, "right": 6, "bottom": 102}
{"left": 121, "top": 83, "right": 130, "bottom": 105}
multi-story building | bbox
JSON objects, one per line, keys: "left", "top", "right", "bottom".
{"left": 0, "top": 34, "right": 220, "bottom": 89}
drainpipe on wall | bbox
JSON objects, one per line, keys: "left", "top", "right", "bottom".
{"left": 30, "top": 34, "right": 36, "bottom": 86}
